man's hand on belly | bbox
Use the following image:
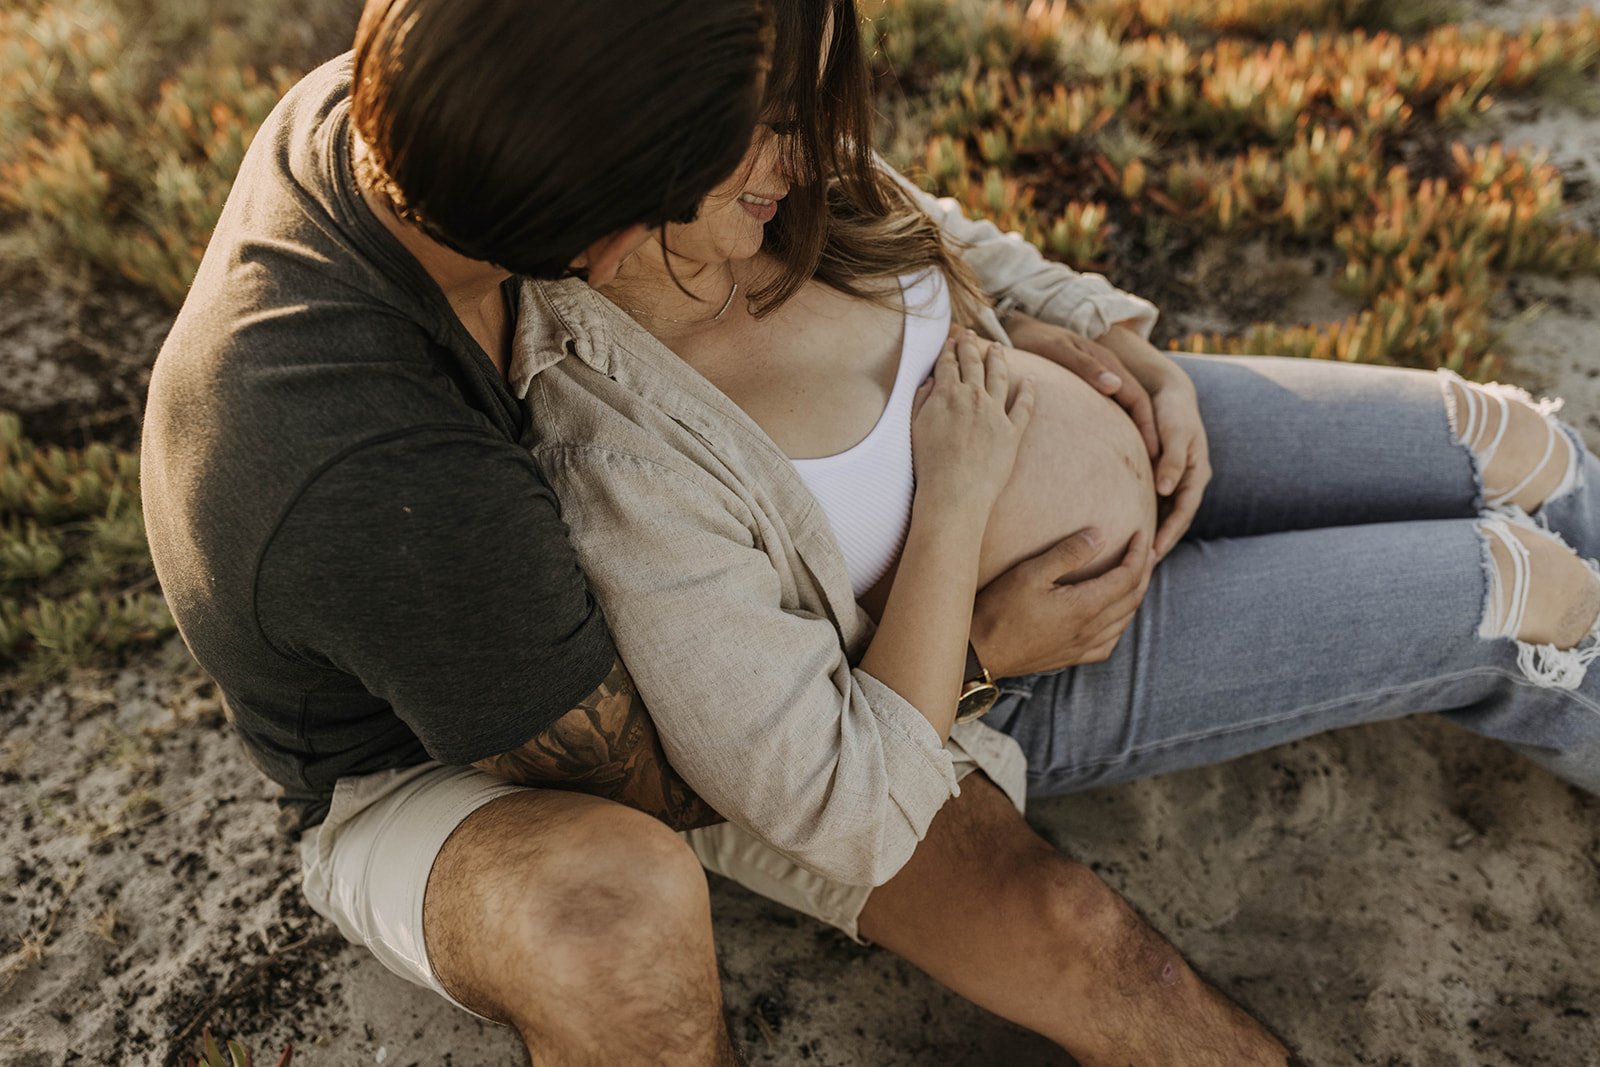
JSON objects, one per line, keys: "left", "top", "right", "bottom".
{"left": 474, "top": 657, "right": 725, "bottom": 832}
{"left": 971, "top": 529, "right": 1155, "bottom": 677}
{"left": 1003, "top": 312, "right": 1159, "bottom": 456}
{"left": 1096, "top": 325, "right": 1212, "bottom": 556}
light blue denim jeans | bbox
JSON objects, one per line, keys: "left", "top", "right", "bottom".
{"left": 985, "top": 354, "right": 1600, "bottom": 797}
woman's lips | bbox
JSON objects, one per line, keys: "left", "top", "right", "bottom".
{"left": 739, "top": 191, "right": 780, "bottom": 223}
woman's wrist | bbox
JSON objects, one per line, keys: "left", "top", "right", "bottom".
{"left": 910, "top": 484, "right": 996, "bottom": 541}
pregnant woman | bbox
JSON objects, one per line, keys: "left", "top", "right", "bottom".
{"left": 512, "top": 0, "right": 1600, "bottom": 1059}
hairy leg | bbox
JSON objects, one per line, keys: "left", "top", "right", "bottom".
{"left": 424, "top": 790, "right": 743, "bottom": 1067}
{"left": 857, "top": 775, "right": 1295, "bottom": 1067}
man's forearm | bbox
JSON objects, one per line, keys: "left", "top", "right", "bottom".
{"left": 1099, "top": 323, "right": 1181, "bottom": 383}
{"left": 474, "top": 658, "right": 724, "bottom": 832}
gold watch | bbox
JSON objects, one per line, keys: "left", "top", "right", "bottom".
{"left": 955, "top": 642, "right": 1000, "bottom": 724}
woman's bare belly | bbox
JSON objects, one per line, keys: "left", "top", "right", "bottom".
{"left": 860, "top": 346, "right": 1157, "bottom": 617}
{"left": 980, "top": 346, "right": 1157, "bottom": 586}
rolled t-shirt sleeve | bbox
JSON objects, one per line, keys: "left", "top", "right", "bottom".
{"left": 254, "top": 428, "right": 616, "bottom": 764}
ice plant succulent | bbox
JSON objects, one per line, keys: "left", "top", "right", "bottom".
{"left": 0, "top": 5, "right": 296, "bottom": 305}
{"left": 186, "top": 1027, "right": 293, "bottom": 1067}
{"left": 868, "top": 0, "right": 1600, "bottom": 383}
{"left": 0, "top": 413, "right": 173, "bottom": 680}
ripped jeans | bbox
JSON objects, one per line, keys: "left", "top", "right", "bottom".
{"left": 986, "top": 354, "right": 1600, "bottom": 798}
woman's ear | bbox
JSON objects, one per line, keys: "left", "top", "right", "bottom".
{"left": 575, "top": 225, "right": 652, "bottom": 287}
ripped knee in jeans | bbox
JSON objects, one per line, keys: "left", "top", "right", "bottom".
{"left": 1478, "top": 508, "right": 1600, "bottom": 689}
{"left": 1442, "top": 371, "right": 1580, "bottom": 513}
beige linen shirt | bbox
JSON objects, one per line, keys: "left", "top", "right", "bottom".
{"left": 511, "top": 179, "right": 1158, "bottom": 888}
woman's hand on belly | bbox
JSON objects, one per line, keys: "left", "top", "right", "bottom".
{"left": 862, "top": 346, "right": 1161, "bottom": 679}
{"left": 911, "top": 332, "right": 1037, "bottom": 511}
{"left": 970, "top": 526, "right": 1154, "bottom": 677}
{"left": 858, "top": 332, "right": 1037, "bottom": 741}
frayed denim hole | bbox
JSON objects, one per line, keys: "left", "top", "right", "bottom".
{"left": 1477, "top": 505, "right": 1600, "bottom": 690}
{"left": 1441, "top": 369, "right": 1579, "bottom": 515}
{"left": 1474, "top": 514, "right": 1508, "bottom": 643}
{"left": 1543, "top": 422, "right": 1585, "bottom": 510}
{"left": 1439, "top": 369, "right": 1489, "bottom": 514}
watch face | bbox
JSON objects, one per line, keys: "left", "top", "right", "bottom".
{"left": 955, "top": 682, "right": 1000, "bottom": 724}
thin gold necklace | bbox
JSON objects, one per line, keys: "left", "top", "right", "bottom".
{"left": 624, "top": 279, "right": 739, "bottom": 325}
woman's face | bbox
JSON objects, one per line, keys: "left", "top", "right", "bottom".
{"left": 659, "top": 122, "right": 796, "bottom": 267}
{"left": 659, "top": 4, "right": 834, "bottom": 269}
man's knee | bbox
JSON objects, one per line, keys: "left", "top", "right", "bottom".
{"left": 499, "top": 799, "right": 707, "bottom": 958}
{"left": 535, "top": 803, "right": 711, "bottom": 960}
{"left": 425, "top": 792, "right": 713, "bottom": 1017}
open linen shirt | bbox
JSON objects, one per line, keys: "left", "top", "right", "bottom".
{"left": 514, "top": 181, "right": 1158, "bottom": 887}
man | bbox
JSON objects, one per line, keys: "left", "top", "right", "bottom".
{"left": 142, "top": 0, "right": 1291, "bottom": 1063}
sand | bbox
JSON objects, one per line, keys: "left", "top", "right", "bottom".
{"left": 2, "top": 1, "right": 1599, "bottom": 1063}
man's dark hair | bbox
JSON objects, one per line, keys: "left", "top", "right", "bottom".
{"left": 351, "top": 0, "right": 773, "bottom": 277}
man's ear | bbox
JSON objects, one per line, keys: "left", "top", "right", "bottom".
{"left": 576, "top": 225, "right": 652, "bottom": 287}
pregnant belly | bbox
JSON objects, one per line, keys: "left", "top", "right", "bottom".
{"left": 979, "top": 347, "right": 1156, "bottom": 587}
{"left": 859, "top": 347, "right": 1157, "bottom": 619}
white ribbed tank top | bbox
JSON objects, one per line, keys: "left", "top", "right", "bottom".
{"left": 792, "top": 269, "right": 950, "bottom": 598}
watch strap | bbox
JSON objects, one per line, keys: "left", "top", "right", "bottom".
{"left": 964, "top": 641, "right": 989, "bottom": 685}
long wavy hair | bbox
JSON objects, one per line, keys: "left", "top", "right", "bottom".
{"left": 746, "top": 0, "right": 987, "bottom": 322}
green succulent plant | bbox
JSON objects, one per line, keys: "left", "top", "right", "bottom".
{"left": 186, "top": 1027, "right": 293, "bottom": 1067}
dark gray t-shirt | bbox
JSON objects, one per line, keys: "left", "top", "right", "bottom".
{"left": 142, "top": 56, "right": 616, "bottom": 835}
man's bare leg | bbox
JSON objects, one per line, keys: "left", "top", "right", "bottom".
{"left": 423, "top": 789, "right": 743, "bottom": 1066}
{"left": 858, "top": 775, "right": 1292, "bottom": 1067}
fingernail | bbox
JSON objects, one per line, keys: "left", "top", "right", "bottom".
{"left": 1083, "top": 529, "right": 1103, "bottom": 547}
{"left": 1158, "top": 478, "right": 1174, "bottom": 494}
{"left": 1097, "top": 372, "right": 1121, "bottom": 390}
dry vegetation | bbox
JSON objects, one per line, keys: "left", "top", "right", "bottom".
{"left": 868, "top": 0, "right": 1600, "bottom": 377}
{"left": 0, "top": 0, "right": 357, "bottom": 681}
{"left": 0, "top": 2, "right": 1597, "bottom": 1064}
{"left": 0, "top": 411, "right": 172, "bottom": 684}
{"left": 0, "top": 0, "right": 1593, "bottom": 683}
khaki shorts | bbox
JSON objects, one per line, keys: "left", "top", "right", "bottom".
{"left": 298, "top": 730, "right": 1026, "bottom": 1009}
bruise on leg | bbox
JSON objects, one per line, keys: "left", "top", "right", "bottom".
{"left": 1443, "top": 374, "right": 1578, "bottom": 513}
{"left": 1478, "top": 510, "right": 1600, "bottom": 688}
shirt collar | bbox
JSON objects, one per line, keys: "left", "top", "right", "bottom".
{"left": 507, "top": 276, "right": 616, "bottom": 398}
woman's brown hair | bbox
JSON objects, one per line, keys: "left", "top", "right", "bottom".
{"left": 351, "top": 0, "right": 772, "bottom": 280}
{"left": 746, "top": 0, "right": 986, "bottom": 322}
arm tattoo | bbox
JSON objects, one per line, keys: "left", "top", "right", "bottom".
{"left": 474, "top": 658, "right": 724, "bottom": 831}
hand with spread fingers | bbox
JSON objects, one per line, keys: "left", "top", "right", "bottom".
{"left": 970, "top": 527, "right": 1156, "bottom": 679}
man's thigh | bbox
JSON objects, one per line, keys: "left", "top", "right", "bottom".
{"left": 299, "top": 762, "right": 710, "bottom": 1024}
{"left": 299, "top": 762, "right": 525, "bottom": 1014}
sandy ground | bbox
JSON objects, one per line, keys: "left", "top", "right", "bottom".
{"left": 4, "top": 2, "right": 1600, "bottom": 1065}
